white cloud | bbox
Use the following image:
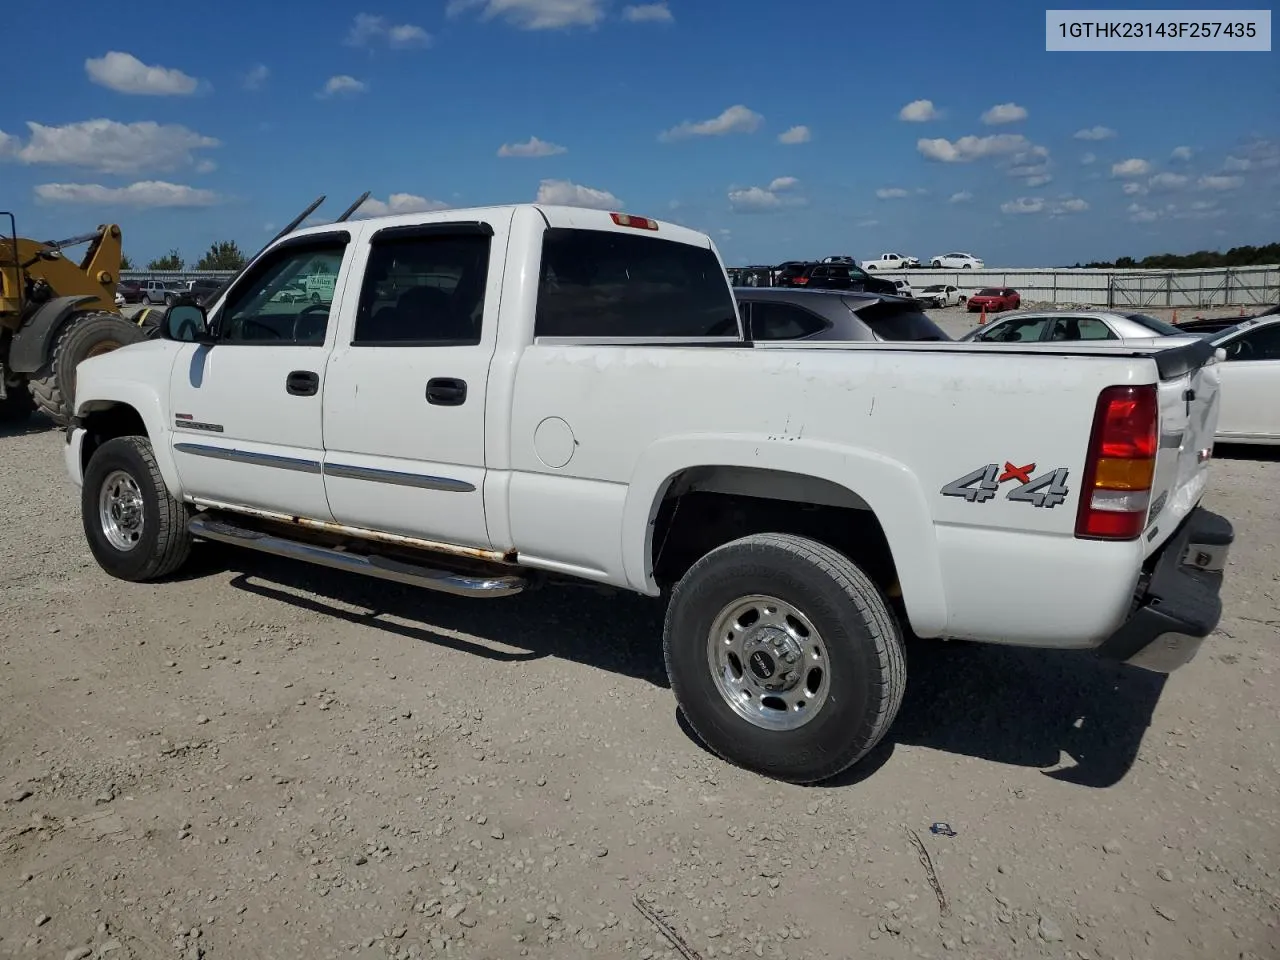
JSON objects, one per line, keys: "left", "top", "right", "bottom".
{"left": 777, "top": 125, "right": 811, "bottom": 145}
{"left": 446, "top": 0, "right": 605, "bottom": 29}
{"left": 346, "top": 14, "right": 434, "bottom": 47}
{"left": 948, "top": 191, "right": 973, "bottom": 204}
{"left": 4, "top": 119, "right": 219, "bottom": 174}
{"left": 1001, "top": 195, "right": 1087, "bottom": 216}
{"left": 497, "top": 135, "right": 567, "bottom": 157}
{"left": 727, "top": 183, "right": 806, "bottom": 213}
{"left": 855, "top": 219, "right": 879, "bottom": 228}
{"left": 354, "top": 193, "right": 451, "bottom": 218}
{"left": 1023, "top": 175, "right": 1053, "bottom": 187}
{"left": 1073, "top": 125, "right": 1116, "bottom": 141}
{"left": 194, "top": 159, "right": 217, "bottom": 174}
{"left": 536, "top": 178, "right": 622, "bottom": 210}
{"left": 622, "top": 3, "right": 672, "bottom": 22}
{"left": 1001, "top": 197, "right": 1045, "bottom": 215}
{"left": 1122, "top": 181, "right": 1147, "bottom": 196}
{"left": 875, "top": 187, "right": 909, "bottom": 199}
{"left": 1081, "top": 152, "right": 1096, "bottom": 165}
{"left": 981, "top": 102, "right": 1028, "bottom": 125}
{"left": 917, "top": 133, "right": 1029, "bottom": 163}
{"left": 33, "top": 180, "right": 219, "bottom": 207}
{"left": 1111, "top": 157, "right": 1152, "bottom": 177}
{"left": 242, "top": 64, "right": 270, "bottom": 91}
{"left": 1223, "top": 155, "right": 1252, "bottom": 172}
{"left": 85, "top": 52, "right": 200, "bottom": 96}
{"left": 1148, "top": 172, "right": 1188, "bottom": 191}
{"left": 1198, "top": 174, "right": 1243, "bottom": 191}
{"left": 1128, "top": 202, "right": 1160, "bottom": 223}
{"left": 1170, "top": 145, "right": 1193, "bottom": 161}
{"left": 319, "top": 75, "right": 368, "bottom": 98}
{"left": 898, "top": 99, "right": 941, "bottom": 122}
{"left": 659, "top": 104, "right": 762, "bottom": 142}
{"left": 0, "top": 129, "right": 17, "bottom": 157}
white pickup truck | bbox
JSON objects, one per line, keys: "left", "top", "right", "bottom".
{"left": 861, "top": 252, "right": 920, "bottom": 270}
{"left": 64, "top": 203, "right": 1234, "bottom": 784}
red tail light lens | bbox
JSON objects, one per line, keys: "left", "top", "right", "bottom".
{"left": 609, "top": 212, "right": 659, "bottom": 230}
{"left": 1075, "top": 384, "right": 1159, "bottom": 541}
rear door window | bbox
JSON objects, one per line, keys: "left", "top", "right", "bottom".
{"left": 974, "top": 316, "right": 1050, "bottom": 342}
{"left": 747, "top": 301, "right": 830, "bottom": 340}
{"left": 535, "top": 228, "right": 739, "bottom": 338}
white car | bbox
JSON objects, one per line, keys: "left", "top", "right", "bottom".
{"left": 916, "top": 284, "right": 963, "bottom": 308}
{"left": 890, "top": 278, "right": 914, "bottom": 298}
{"left": 64, "top": 201, "right": 1232, "bottom": 784}
{"left": 930, "top": 252, "right": 984, "bottom": 269}
{"left": 1207, "top": 313, "right": 1280, "bottom": 445}
{"left": 862, "top": 252, "right": 920, "bottom": 271}
{"left": 960, "top": 310, "right": 1196, "bottom": 344}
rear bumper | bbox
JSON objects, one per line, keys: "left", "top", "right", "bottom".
{"left": 1096, "top": 505, "right": 1233, "bottom": 673}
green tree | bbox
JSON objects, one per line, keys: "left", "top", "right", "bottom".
{"left": 147, "top": 249, "right": 184, "bottom": 271}
{"left": 196, "top": 240, "right": 246, "bottom": 271}
{"left": 119, "top": 254, "right": 135, "bottom": 270}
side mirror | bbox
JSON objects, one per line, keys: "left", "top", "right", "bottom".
{"left": 162, "top": 304, "right": 213, "bottom": 344}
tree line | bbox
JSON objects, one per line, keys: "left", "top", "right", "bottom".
{"left": 1072, "top": 241, "right": 1280, "bottom": 270}
{"left": 119, "top": 241, "right": 247, "bottom": 273}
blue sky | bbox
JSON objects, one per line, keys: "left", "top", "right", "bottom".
{"left": 3, "top": 0, "right": 1277, "bottom": 267}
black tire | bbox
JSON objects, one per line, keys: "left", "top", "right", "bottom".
{"left": 82, "top": 436, "right": 192, "bottom": 582}
{"left": 29, "top": 312, "right": 149, "bottom": 425}
{"left": 663, "top": 533, "right": 906, "bottom": 784}
{"left": 963, "top": 263, "right": 972, "bottom": 269}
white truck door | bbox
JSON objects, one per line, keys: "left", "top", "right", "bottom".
{"left": 168, "top": 231, "right": 355, "bottom": 520}
{"left": 319, "top": 216, "right": 509, "bottom": 548}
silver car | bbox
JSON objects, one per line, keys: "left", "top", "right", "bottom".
{"left": 959, "top": 309, "right": 1193, "bottom": 344}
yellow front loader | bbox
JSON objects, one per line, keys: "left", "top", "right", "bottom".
{"left": 0, "top": 213, "right": 148, "bottom": 425}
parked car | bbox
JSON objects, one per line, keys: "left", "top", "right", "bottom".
{"left": 139, "top": 280, "right": 180, "bottom": 306}
{"left": 966, "top": 287, "right": 1020, "bottom": 313}
{"left": 1174, "top": 303, "right": 1280, "bottom": 334}
{"left": 773, "top": 261, "right": 812, "bottom": 287}
{"left": 733, "top": 287, "right": 950, "bottom": 342}
{"left": 862, "top": 252, "right": 920, "bottom": 271}
{"left": 1203, "top": 312, "right": 1280, "bottom": 445}
{"left": 889, "top": 278, "right": 915, "bottom": 299}
{"left": 791, "top": 261, "right": 899, "bottom": 296}
{"left": 930, "top": 252, "right": 984, "bottom": 269}
{"left": 65, "top": 201, "right": 1232, "bottom": 785}
{"left": 960, "top": 310, "right": 1196, "bottom": 344}
{"left": 820, "top": 255, "right": 856, "bottom": 264}
{"left": 736, "top": 265, "right": 774, "bottom": 287}
{"left": 184, "top": 278, "right": 226, "bottom": 305}
{"left": 916, "top": 284, "right": 964, "bottom": 308}
{"left": 116, "top": 279, "right": 145, "bottom": 304}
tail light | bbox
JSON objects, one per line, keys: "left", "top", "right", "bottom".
{"left": 609, "top": 212, "right": 659, "bottom": 230}
{"left": 1075, "top": 384, "right": 1158, "bottom": 540}
{"left": 793, "top": 276, "right": 809, "bottom": 285}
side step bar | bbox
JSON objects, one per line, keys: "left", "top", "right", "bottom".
{"left": 188, "top": 514, "right": 527, "bottom": 599}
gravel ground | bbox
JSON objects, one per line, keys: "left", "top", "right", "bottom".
{"left": 1, "top": 339, "right": 1277, "bottom": 960}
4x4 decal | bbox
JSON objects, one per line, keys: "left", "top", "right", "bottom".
{"left": 940, "top": 462, "right": 1070, "bottom": 508}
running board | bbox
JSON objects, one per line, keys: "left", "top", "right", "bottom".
{"left": 188, "top": 514, "right": 527, "bottom": 598}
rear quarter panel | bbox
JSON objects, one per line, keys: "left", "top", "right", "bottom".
{"left": 505, "top": 341, "right": 1165, "bottom": 646}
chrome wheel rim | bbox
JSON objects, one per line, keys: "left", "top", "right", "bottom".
{"left": 706, "top": 594, "right": 830, "bottom": 731}
{"left": 98, "top": 469, "right": 145, "bottom": 551}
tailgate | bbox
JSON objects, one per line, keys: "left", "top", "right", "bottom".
{"left": 1147, "top": 341, "right": 1222, "bottom": 556}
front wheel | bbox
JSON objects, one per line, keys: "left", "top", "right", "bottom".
{"left": 663, "top": 533, "right": 906, "bottom": 784}
{"left": 963, "top": 263, "right": 972, "bottom": 269}
{"left": 82, "top": 436, "right": 192, "bottom": 582}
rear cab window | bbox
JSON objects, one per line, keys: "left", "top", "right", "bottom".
{"left": 534, "top": 228, "right": 739, "bottom": 338}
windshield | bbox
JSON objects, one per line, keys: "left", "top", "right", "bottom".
{"left": 976, "top": 287, "right": 1000, "bottom": 296}
{"left": 848, "top": 299, "right": 951, "bottom": 341}
{"left": 922, "top": 285, "right": 944, "bottom": 292}
{"left": 1123, "top": 312, "right": 1184, "bottom": 336}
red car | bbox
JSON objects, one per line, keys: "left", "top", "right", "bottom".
{"left": 966, "top": 286, "right": 1020, "bottom": 313}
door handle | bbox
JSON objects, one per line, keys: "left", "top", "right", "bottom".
{"left": 286, "top": 370, "right": 319, "bottom": 397}
{"left": 426, "top": 377, "right": 467, "bottom": 406}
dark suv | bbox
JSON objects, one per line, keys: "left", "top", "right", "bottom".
{"left": 791, "top": 262, "right": 899, "bottom": 296}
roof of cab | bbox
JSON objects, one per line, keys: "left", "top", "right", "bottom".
{"left": 283, "top": 203, "right": 714, "bottom": 248}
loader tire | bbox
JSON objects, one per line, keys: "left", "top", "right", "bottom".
{"left": 29, "top": 312, "right": 148, "bottom": 426}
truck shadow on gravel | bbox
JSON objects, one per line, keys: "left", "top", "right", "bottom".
{"left": 201, "top": 545, "right": 1164, "bottom": 791}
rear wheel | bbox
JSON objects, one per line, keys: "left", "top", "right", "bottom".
{"left": 82, "top": 436, "right": 192, "bottom": 581}
{"left": 29, "top": 312, "right": 149, "bottom": 425}
{"left": 663, "top": 533, "right": 906, "bottom": 784}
